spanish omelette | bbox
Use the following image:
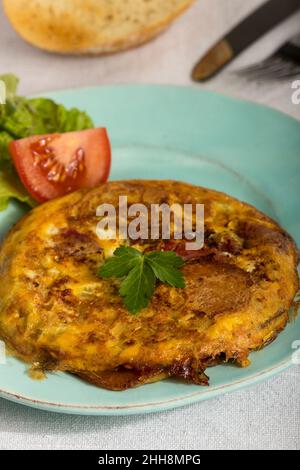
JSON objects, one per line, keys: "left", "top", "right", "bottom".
{"left": 0, "top": 180, "right": 298, "bottom": 390}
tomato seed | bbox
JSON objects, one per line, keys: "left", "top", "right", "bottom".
{"left": 76, "top": 147, "right": 85, "bottom": 161}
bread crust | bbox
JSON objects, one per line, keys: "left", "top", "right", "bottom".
{"left": 3, "top": 0, "right": 195, "bottom": 54}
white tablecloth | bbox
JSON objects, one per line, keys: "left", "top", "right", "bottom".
{"left": 0, "top": 0, "right": 299, "bottom": 450}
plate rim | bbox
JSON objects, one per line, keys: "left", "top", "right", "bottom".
{"left": 0, "top": 358, "right": 294, "bottom": 416}
{"left": 36, "top": 83, "right": 300, "bottom": 125}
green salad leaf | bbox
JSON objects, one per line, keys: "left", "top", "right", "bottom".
{"left": 0, "top": 170, "right": 35, "bottom": 212}
{"left": 0, "top": 74, "right": 19, "bottom": 102}
{"left": 0, "top": 73, "right": 94, "bottom": 211}
{"left": 0, "top": 131, "right": 13, "bottom": 163}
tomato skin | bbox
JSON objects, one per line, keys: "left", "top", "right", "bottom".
{"left": 9, "top": 128, "right": 111, "bottom": 203}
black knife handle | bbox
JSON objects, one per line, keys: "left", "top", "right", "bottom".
{"left": 280, "top": 42, "right": 300, "bottom": 63}
{"left": 290, "top": 34, "right": 300, "bottom": 48}
{"left": 228, "top": 0, "right": 300, "bottom": 54}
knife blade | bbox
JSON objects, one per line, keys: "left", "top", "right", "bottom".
{"left": 192, "top": 0, "right": 300, "bottom": 82}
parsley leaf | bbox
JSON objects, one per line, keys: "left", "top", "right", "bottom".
{"left": 99, "top": 246, "right": 142, "bottom": 278}
{"left": 98, "top": 247, "right": 186, "bottom": 315}
{"left": 146, "top": 251, "right": 185, "bottom": 288}
{"left": 120, "top": 260, "right": 156, "bottom": 315}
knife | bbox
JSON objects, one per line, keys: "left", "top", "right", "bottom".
{"left": 192, "top": 0, "right": 300, "bottom": 82}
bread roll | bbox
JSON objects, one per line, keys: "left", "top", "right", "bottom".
{"left": 3, "top": 0, "right": 195, "bottom": 54}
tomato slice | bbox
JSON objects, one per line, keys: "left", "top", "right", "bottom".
{"left": 9, "top": 128, "right": 111, "bottom": 203}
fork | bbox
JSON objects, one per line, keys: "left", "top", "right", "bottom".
{"left": 236, "top": 34, "right": 300, "bottom": 80}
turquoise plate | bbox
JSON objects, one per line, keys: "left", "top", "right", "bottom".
{"left": 0, "top": 85, "right": 299, "bottom": 415}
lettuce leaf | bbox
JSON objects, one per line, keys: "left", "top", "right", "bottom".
{"left": 0, "top": 73, "right": 94, "bottom": 211}
{"left": 2, "top": 98, "right": 94, "bottom": 138}
{"left": 0, "top": 74, "right": 19, "bottom": 101}
{"left": 0, "top": 131, "right": 13, "bottom": 163}
{"left": 0, "top": 170, "right": 36, "bottom": 212}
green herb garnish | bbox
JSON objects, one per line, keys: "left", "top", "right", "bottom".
{"left": 98, "top": 247, "right": 186, "bottom": 314}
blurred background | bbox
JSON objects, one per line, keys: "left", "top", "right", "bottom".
{"left": 0, "top": 0, "right": 299, "bottom": 118}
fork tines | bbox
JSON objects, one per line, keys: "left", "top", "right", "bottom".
{"left": 236, "top": 43, "right": 300, "bottom": 80}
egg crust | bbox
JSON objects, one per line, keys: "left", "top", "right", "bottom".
{"left": 0, "top": 180, "right": 298, "bottom": 390}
